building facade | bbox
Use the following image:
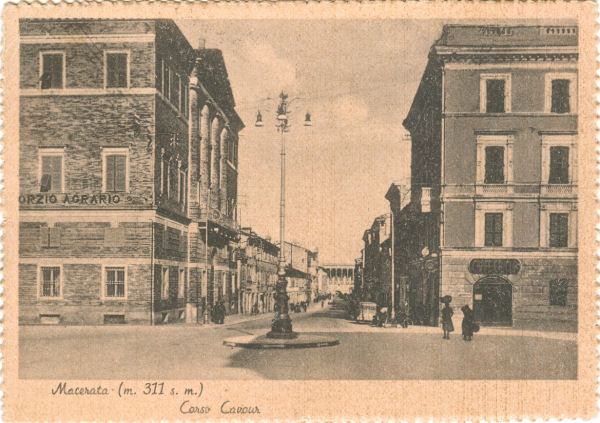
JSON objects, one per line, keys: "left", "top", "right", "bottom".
{"left": 360, "top": 214, "right": 392, "bottom": 305}
{"left": 19, "top": 19, "right": 243, "bottom": 325}
{"left": 401, "top": 25, "right": 578, "bottom": 328}
{"left": 281, "top": 241, "right": 318, "bottom": 305}
{"left": 237, "top": 229, "right": 278, "bottom": 315}
{"left": 318, "top": 264, "right": 355, "bottom": 295}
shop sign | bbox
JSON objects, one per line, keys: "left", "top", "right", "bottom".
{"left": 469, "top": 259, "right": 520, "bottom": 275}
{"left": 19, "top": 193, "right": 121, "bottom": 205}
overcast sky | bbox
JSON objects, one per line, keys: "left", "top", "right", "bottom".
{"left": 175, "top": 20, "right": 443, "bottom": 263}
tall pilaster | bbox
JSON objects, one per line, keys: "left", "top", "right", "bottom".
{"left": 220, "top": 127, "right": 229, "bottom": 216}
{"left": 210, "top": 116, "right": 221, "bottom": 208}
{"left": 199, "top": 104, "right": 211, "bottom": 211}
{"left": 188, "top": 83, "right": 201, "bottom": 215}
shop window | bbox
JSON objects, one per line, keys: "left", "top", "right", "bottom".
{"left": 39, "top": 151, "right": 63, "bottom": 192}
{"left": 103, "top": 148, "right": 128, "bottom": 192}
{"left": 484, "top": 146, "right": 505, "bottom": 184}
{"left": 105, "top": 52, "right": 128, "bottom": 89}
{"left": 549, "top": 213, "right": 569, "bottom": 248}
{"left": 549, "top": 278, "right": 568, "bottom": 306}
{"left": 40, "top": 226, "right": 61, "bottom": 248}
{"left": 40, "top": 266, "right": 61, "bottom": 297}
{"left": 105, "top": 267, "right": 125, "bottom": 298}
{"left": 484, "top": 213, "right": 503, "bottom": 247}
{"left": 548, "top": 146, "right": 569, "bottom": 184}
{"left": 161, "top": 267, "right": 169, "bottom": 300}
{"left": 40, "top": 52, "right": 64, "bottom": 89}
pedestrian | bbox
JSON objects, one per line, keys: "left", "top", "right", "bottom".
{"left": 440, "top": 295, "right": 454, "bottom": 339}
{"left": 321, "top": 300, "right": 324, "bottom": 308}
{"left": 461, "top": 305, "right": 476, "bottom": 341}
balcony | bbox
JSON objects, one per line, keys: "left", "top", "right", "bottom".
{"left": 540, "top": 184, "right": 577, "bottom": 198}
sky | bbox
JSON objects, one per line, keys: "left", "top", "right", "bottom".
{"left": 176, "top": 19, "right": 444, "bottom": 264}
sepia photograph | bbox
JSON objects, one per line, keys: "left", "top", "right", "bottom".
{"left": 3, "top": 2, "right": 597, "bottom": 420}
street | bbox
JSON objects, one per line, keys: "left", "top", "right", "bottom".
{"left": 19, "top": 301, "right": 576, "bottom": 380}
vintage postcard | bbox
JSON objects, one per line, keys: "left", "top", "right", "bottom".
{"left": 2, "top": 1, "right": 598, "bottom": 421}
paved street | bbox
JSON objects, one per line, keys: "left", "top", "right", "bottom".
{"left": 19, "top": 301, "right": 576, "bottom": 380}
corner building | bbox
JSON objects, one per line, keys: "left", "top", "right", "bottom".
{"left": 402, "top": 25, "right": 578, "bottom": 329}
{"left": 18, "top": 19, "right": 243, "bottom": 325}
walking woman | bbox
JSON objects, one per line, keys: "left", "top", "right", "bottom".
{"left": 461, "top": 305, "right": 476, "bottom": 341}
{"left": 440, "top": 295, "right": 454, "bottom": 339}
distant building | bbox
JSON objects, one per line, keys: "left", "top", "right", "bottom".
{"left": 361, "top": 214, "right": 392, "bottom": 305}
{"left": 18, "top": 19, "right": 243, "bottom": 325}
{"left": 398, "top": 24, "right": 578, "bottom": 328}
{"left": 318, "top": 264, "right": 355, "bottom": 295}
{"left": 281, "top": 241, "right": 317, "bottom": 305}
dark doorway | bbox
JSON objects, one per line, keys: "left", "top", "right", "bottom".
{"left": 473, "top": 276, "right": 512, "bottom": 326}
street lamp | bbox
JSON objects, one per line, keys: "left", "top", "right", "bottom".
{"left": 254, "top": 91, "right": 312, "bottom": 339}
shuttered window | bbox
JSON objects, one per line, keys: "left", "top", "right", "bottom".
{"left": 105, "top": 154, "right": 127, "bottom": 192}
{"left": 484, "top": 146, "right": 505, "bottom": 184}
{"left": 40, "top": 154, "right": 63, "bottom": 192}
{"left": 551, "top": 79, "right": 570, "bottom": 114}
{"left": 548, "top": 146, "right": 569, "bottom": 184}
{"left": 41, "top": 53, "right": 63, "bottom": 89}
{"left": 106, "top": 53, "right": 128, "bottom": 88}
{"left": 484, "top": 213, "right": 503, "bottom": 247}
{"left": 549, "top": 213, "right": 569, "bottom": 248}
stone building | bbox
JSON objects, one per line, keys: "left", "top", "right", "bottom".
{"left": 281, "top": 241, "right": 317, "bottom": 305}
{"left": 360, "top": 214, "right": 392, "bottom": 305}
{"left": 400, "top": 24, "right": 578, "bottom": 329}
{"left": 18, "top": 19, "right": 243, "bottom": 325}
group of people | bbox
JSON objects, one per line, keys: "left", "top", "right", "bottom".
{"left": 211, "top": 300, "right": 227, "bottom": 324}
{"left": 290, "top": 301, "right": 309, "bottom": 313}
{"left": 440, "top": 295, "right": 479, "bottom": 341}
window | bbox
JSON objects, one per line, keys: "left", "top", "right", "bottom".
{"left": 172, "top": 74, "right": 180, "bottom": 110}
{"left": 169, "top": 162, "right": 178, "bottom": 199}
{"left": 178, "top": 268, "right": 186, "bottom": 299}
{"left": 105, "top": 52, "right": 128, "bottom": 89}
{"left": 40, "top": 226, "right": 61, "bottom": 248}
{"left": 549, "top": 279, "right": 568, "bottom": 306}
{"left": 161, "top": 266, "right": 169, "bottom": 299}
{"left": 486, "top": 79, "right": 505, "bottom": 113}
{"left": 163, "top": 63, "right": 170, "bottom": 100}
{"left": 548, "top": 146, "right": 569, "bottom": 184}
{"left": 40, "top": 52, "right": 64, "bottom": 89}
{"left": 105, "top": 267, "right": 125, "bottom": 298}
{"left": 476, "top": 135, "right": 514, "bottom": 186}
{"left": 480, "top": 74, "right": 511, "bottom": 113}
{"left": 181, "top": 79, "right": 188, "bottom": 116}
{"left": 551, "top": 79, "right": 570, "bottom": 114}
{"left": 40, "top": 266, "right": 61, "bottom": 297}
{"left": 179, "top": 169, "right": 186, "bottom": 204}
{"left": 102, "top": 148, "right": 128, "bottom": 192}
{"left": 39, "top": 150, "right": 63, "bottom": 192}
{"left": 549, "top": 213, "right": 569, "bottom": 248}
{"left": 156, "top": 58, "right": 162, "bottom": 92}
{"left": 484, "top": 213, "right": 503, "bottom": 247}
{"left": 484, "top": 146, "right": 505, "bottom": 184}
{"left": 163, "top": 159, "right": 170, "bottom": 197}
{"left": 545, "top": 73, "right": 576, "bottom": 114}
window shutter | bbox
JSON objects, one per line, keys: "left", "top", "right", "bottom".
{"left": 114, "top": 155, "right": 126, "bottom": 192}
{"left": 105, "top": 155, "right": 115, "bottom": 192}
{"left": 40, "top": 227, "right": 50, "bottom": 247}
{"left": 49, "top": 227, "right": 61, "bottom": 247}
{"left": 551, "top": 79, "right": 570, "bottom": 114}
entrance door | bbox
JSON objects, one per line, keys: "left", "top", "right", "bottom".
{"left": 473, "top": 277, "right": 512, "bottom": 326}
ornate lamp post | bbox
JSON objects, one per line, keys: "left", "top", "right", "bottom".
{"left": 255, "top": 92, "right": 312, "bottom": 339}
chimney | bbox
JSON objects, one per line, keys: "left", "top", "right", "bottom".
{"left": 198, "top": 38, "right": 206, "bottom": 50}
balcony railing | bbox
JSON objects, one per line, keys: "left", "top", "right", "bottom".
{"left": 442, "top": 183, "right": 577, "bottom": 198}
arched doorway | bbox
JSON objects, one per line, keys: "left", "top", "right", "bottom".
{"left": 473, "top": 276, "right": 512, "bottom": 326}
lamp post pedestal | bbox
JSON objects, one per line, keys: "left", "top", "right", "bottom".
{"left": 267, "top": 272, "right": 297, "bottom": 339}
